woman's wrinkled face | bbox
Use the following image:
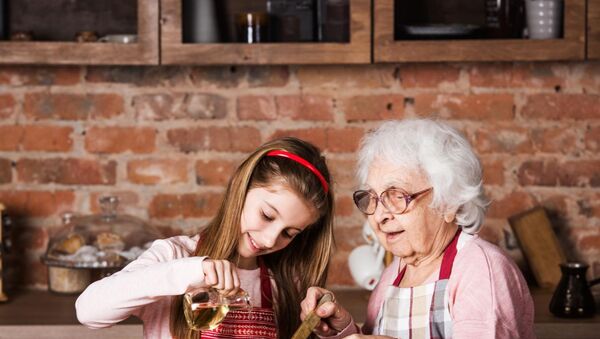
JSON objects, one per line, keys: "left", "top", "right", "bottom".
{"left": 237, "top": 183, "right": 318, "bottom": 269}
{"left": 364, "top": 159, "right": 448, "bottom": 264}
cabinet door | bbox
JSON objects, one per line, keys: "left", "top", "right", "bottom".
{"left": 160, "top": 0, "right": 370, "bottom": 65}
{"left": 374, "top": 0, "right": 586, "bottom": 62}
{"left": 589, "top": 0, "right": 600, "bottom": 59}
{"left": 0, "top": 0, "right": 159, "bottom": 65}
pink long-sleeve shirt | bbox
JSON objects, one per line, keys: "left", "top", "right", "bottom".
{"left": 75, "top": 235, "right": 269, "bottom": 339}
{"left": 332, "top": 232, "right": 536, "bottom": 339}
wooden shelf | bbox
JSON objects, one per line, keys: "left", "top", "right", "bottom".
{"left": 0, "top": 289, "right": 598, "bottom": 338}
{"left": 160, "top": 0, "right": 371, "bottom": 65}
{"left": 589, "top": 0, "right": 600, "bottom": 59}
{"left": 0, "top": 0, "right": 159, "bottom": 65}
{"left": 374, "top": 0, "right": 586, "bottom": 62}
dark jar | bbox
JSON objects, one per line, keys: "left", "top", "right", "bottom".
{"left": 549, "top": 262, "right": 600, "bottom": 318}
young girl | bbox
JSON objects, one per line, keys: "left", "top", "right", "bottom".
{"left": 76, "top": 137, "right": 334, "bottom": 339}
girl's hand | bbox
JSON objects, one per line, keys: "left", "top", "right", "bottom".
{"left": 300, "top": 287, "right": 353, "bottom": 336}
{"left": 201, "top": 259, "right": 241, "bottom": 296}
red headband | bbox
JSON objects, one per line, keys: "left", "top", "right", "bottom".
{"left": 266, "top": 150, "right": 329, "bottom": 193}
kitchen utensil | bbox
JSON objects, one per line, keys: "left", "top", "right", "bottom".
{"left": 526, "top": 0, "right": 563, "bottom": 39}
{"left": 182, "top": 0, "right": 220, "bottom": 43}
{"left": 549, "top": 262, "right": 600, "bottom": 318}
{"left": 291, "top": 293, "right": 334, "bottom": 339}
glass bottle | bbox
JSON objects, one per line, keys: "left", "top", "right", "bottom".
{"left": 485, "top": 0, "right": 525, "bottom": 38}
{"left": 183, "top": 288, "right": 251, "bottom": 331}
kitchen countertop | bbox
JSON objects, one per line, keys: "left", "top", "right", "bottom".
{"left": 0, "top": 289, "right": 598, "bottom": 338}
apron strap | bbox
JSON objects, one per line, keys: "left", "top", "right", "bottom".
{"left": 259, "top": 258, "right": 273, "bottom": 309}
{"left": 438, "top": 229, "right": 461, "bottom": 280}
{"left": 392, "top": 229, "right": 461, "bottom": 286}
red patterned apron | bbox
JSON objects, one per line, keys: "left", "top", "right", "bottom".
{"left": 373, "top": 230, "right": 462, "bottom": 338}
{"left": 200, "top": 259, "right": 278, "bottom": 338}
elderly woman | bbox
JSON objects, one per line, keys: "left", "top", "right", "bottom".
{"left": 300, "top": 119, "right": 535, "bottom": 338}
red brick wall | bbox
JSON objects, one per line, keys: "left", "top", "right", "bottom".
{"left": 0, "top": 63, "right": 598, "bottom": 289}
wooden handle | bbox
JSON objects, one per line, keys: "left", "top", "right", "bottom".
{"left": 291, "top": 293, "right": 334, "bottom": 339}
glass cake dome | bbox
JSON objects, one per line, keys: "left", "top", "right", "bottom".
{"left": 42, "top": 196, "right": 162, "bottom": 269}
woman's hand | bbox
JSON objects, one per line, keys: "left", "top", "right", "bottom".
{"left": 300, "top": 287, "right": 353, "bottom": 336}
{"left": 200, "top": 259, "right": 241, "bottom": 296}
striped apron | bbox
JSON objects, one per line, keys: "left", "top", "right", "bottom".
{"left": 200, "top": 259, "right": 277, "bottom": 338}
{"left": 373, "top": 230, "right": 461, "bottom": 339}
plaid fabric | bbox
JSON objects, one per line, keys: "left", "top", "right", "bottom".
{"left": 373, "top": 279, "right": 453, "bottom": 338}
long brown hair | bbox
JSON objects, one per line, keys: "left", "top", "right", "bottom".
{"left": 170, "top": 137, "right": 335, "bottom": 339}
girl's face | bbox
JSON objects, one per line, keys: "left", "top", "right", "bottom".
{"left": 237, "top": 183, "right": 318, "bottom": 269}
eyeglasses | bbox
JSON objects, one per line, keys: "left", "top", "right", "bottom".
{"left": 353, "top": 187, "right": 433, "bottom": 215}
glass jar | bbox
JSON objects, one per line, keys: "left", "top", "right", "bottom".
{"left": 41, "top": 196, "right": 163, "bottom": 293}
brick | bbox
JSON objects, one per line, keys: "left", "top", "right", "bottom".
{"left": 269, "top": 128, "right": 327, "bottom": 151}
{"left": 481, "top": 157, "right": 505, "bottom": 186}
{"left": 522, "top": 94, "right": 600, "bottom": 120}
{"left": 196, "top": 159, "right": 241, "bottom": 186}
{"left": 0, "top": 158, "right": 12, "bottom": 184}
{"left": 237, "top": 95, "right": 277, "bottom": 121}
{"left": 127, "top": 159, "right": 188, "bottom": 185}
{"left": 0, "top": 125, "right": 22, "bottom": 151}
{"left": 328, "top": 158, "right": 357, "bottom": 189}
{"left": 167, "top": 126, "right": 262, "bottom": 153}
{"left": 247, "top": 66, "right": 290, "bottom": 87}
{"left": 17, "top": 158, "right": 116, "bottom": 185}
{"left": 579, "top": 234, "right": 600, "bottom": 252}
{"left": 89, "top": 191, "right": 139, "bottom": 214}
{"left": 85, "top": 126, "right": 156, "bottom": 154}
{"left": 584, "top": 125, "right": 600, "bottom": 152}
{"left": 343, "top": 94, "right": 404, "bottom": 122}
{"left": 133, "top": 93, "right": 227, "bottom": 121}
{"left": 22, "top": 125, "right": 73, "bottom": 152}
{"left": 579, "top": 63, "right": 600, "bottom": 94}
{"left": 469, "top": 63, "right": 565, "bottom": 88}
{"left": 530, "top": 126, "right": 577, "bottom": 154}
{"left": 149, "top": 192, "right": 223, "bottom": 218}
{"left": 297, "top": 65, "right": 397, "bottom": 89}
{"left": 24, "top": 93, "right": 124, "bottom": 120}
{"left": 269, "top": 127, "right": 365, "bottom": 153}
{"left": 18, "top": 227, "right": 49, "bottom": 251}
{"left": 327, "top": 252, "right": 355, "bottom": 286}
{"left": 576, "top": 193, "right": 600, "bottom": 219}
{"left": 0, "top": 190, "right": 75, "bottom": 217}
{"left": 326, "top": 127, "right": 364, "bottom": 153}
{"left": 335, "top": 195, "right": 355, "bottom": 217}
{"left": 399, "top": 63, "right": 460, "bottom": 88}
{"left": 85, "top": 66, "right": 187, "bottom": 86}
{"left": 334, "top": 223, "right": 364, "bottom": 251}
{"left": 190, "top": 66, "right": 245, "bottom": 88}
{"left": 518, "top": 159, "right": 600, "bottom": 187}
{"left": 276, "top": 95, "right": 334, "bottom": 121}
{"left": 414, "top": 93, "right": 514, "bottom": 120}
{"left": 486, "top": 191, "right": 536, "bottom": 219}
{"left": 0, "top": 66, "right": 80, "bottom": 86}
{"left": 473, "top": 124, "right": 534, "bottom": 154}
{"left": 0, "top": 94, "right": 16, "bottom": 119}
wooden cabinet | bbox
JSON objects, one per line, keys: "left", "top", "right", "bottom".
{"left": 589, "top": 0, "right": 600, "bottom": 59}
{"left": 0, "top": 0, "right": 594, "bottom": 65}
{"left": 374, "top": 0, "right": 586, "bottom": 62}
{"left": 160, "top": 0, "right": 370, "bottom": 65}
{"left": 0, "top": 0, "right": 159, "bottom": 65}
